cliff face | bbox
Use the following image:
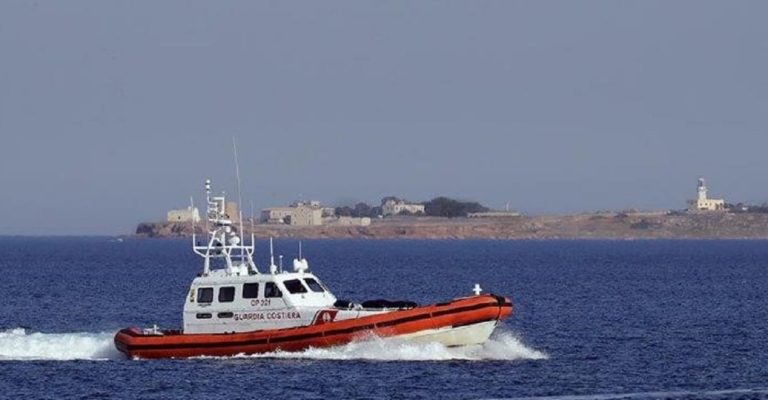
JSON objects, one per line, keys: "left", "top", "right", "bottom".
{"left": 136, "top": 222, "right": 208, "bottom": 238}
{"left": 136, "top": 213, "right": 768, "bottom": 239}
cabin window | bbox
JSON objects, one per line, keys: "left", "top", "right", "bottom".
{"left": 197, "top": 287, "right": 213, "bottom": 303}
{"left": 217, "top": 312, "right": 233, "bottom": 319}
{"left": 283, "top": 279, "right": 308, "bottom": 294}
{"left": 242, "top": 283, "right": 259, "bottom": 299}
{"left": 265, "top": 282, "right": 282, "bottom": 298}
{"left": 196, "top": 313, "right": 212, "bottom": 319}
{"left": 303, "top": 278, "right": 325, "bottom": 293}
{"left": 219, "top": 286, "right": 235, "bottom": 303}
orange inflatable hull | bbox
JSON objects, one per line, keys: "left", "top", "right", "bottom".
{"left": 114, "top": 294, "right": 513, "bottom": 359}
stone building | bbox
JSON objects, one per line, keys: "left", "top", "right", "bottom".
{"left": 225, "top": 201, "right": 240, "bottom": 222}
{"left": 688, "top": 178, "right": 726, "bottom": 212}
{"left": 381, "top": 198, "right": 425, "bottom": 216}
{"left": 261, "top": 201, "right": 324, "bottom": 226}
{"left": 261, "top": 207, "right": 294, "bottom": 224}
{"left": 167, "top": 206, "right": 201, "bottom": 223}
{"left": 291, "top": 205, "right": 323, "bottom": 226}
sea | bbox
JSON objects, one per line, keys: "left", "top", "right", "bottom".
{"left": 1, "top": 237, "right": 767, "bottom": 400}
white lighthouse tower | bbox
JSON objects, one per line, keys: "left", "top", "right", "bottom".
{"left": 689, "top": 178, "right": 725, "bottom": 212}
{"left": 697, "top": 178, "right": 708, "bottom": 202}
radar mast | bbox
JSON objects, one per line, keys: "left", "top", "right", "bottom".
{"left": 192, "top": 179, "right": 257, "bottom": 276}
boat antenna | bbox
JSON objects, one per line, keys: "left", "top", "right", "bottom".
{"left": 233, "top": 137, "right": 245, "bottom": 258}
{"left": 250, "top": 200, "right": 255, "bottom": 235}
{"left": 299, "top": 241, "right": 303, "bottom": 260}
{"left": 191, "top": 195, "right": 196, "bottom": 245}
{"left": 204, "top": 179, "right": 211, "bottom": 243}
{"left": 270, "top": 237, "right": 274, "bottom": 265}
{"left": 269, "top": 237, "right": 276, "bottom": 274}
{"left": 250, "top": 199, "right": 256, "bottom": 269}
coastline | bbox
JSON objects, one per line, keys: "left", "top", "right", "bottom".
{"left": 135, "top": 213, "right": 768, "bottom": 240}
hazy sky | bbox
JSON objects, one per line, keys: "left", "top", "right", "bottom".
{"left": 1, "top": 1, "right": 767, "bottom": 235}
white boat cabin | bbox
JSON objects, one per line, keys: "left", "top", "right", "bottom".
{"left": 184, "top": 270, "right": 341, "bottom": 334}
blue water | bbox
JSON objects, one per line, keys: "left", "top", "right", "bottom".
{"left": 1, "top": 238, "right": 768, "bottom": 399}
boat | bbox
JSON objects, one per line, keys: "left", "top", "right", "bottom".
{"left": 114, "top": 179, "right": 513, "bottom": 359}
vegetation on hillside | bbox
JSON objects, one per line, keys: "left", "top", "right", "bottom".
{"left": 334, "top": 196, "right": 488, "bottom": 218}
{"left": 727, "top": 203, "right": 768, "bottom": 213}
{"left": 334, "top": 203, "right": 382, "bottom": 218}
{"left": 423, "top": 197, "right": 488, "bottom": 218}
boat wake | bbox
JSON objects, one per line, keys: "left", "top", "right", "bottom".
{"left": 0, "top": 328, "right": 546, "bottom": 362}
{"left": 230, "top": 330, "right": 548, "bottom": 361}
{"left": 0, "top": 328, "right": 120, "bottom": 361}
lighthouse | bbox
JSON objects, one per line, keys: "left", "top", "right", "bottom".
{"left": 689, "top": 178, "right": 726, "bottom": 212}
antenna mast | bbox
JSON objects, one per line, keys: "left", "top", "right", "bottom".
{"left": 193, "top": 178, "right": 257, "bottom": 275}
{"left": 269, "top": 237, "right": 277, "bottom": 274}
{"left": 191, "top": 195, "right": 196, "bottom": 247}
{"left": 250, "top": 200, "right": 255, "bottom": 236}
{"left": 233, "top": 137, "right": 246, "bottom": 259}
{"left": 270, "top": 237, "right": 275, "bottom": 266}
{"left": 204, "top": 179, "right": 210, "bottom": 247}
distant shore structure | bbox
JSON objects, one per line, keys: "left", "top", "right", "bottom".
{"left": 468, "top": 211, "right": 521, "bottom": 218}
{"left": 333, "top": 216, "right": 372, "bottom": 226}
{"left": 261, "top": 201, "right": 323, "bottom": 226}
{"left": 262, "top": 200, "right": 370, "bottom": 226}
{"left": 225, "top": 201, "right": 240, "bottom": 223}
{"left": 468, "top": 201, "right": 520, "bottom": 218}
{"left": 167, "top": 199, "right": 201, "bottom": 223}
{"left": 381, "top": 197, "right": 425, "bottom": 216}
{"left": 688, "top": 178, "right": 726, "bottom": 212}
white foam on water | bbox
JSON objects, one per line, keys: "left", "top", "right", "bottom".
{"left": 0, "top": 327, "right": 546, "bottom": 362}
{"left": 227, "top": 330, "right": 548, "bottom": 362}
{"left": 0, "top": 328, "right": 121, "bottom": 361}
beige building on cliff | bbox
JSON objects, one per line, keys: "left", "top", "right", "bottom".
{"left": 688, "top": 178, "right": 726, "bottom": 212}
{"left": 167, "top": 206, "right": 201, "bottom": 223}
{"left": 225, "top": 201, "right": 240, "bottom": 223}
{"left": 381, "top": 198, "right": 425, "bottom": 216}
{"left": 261, "top": 201, "right": 323, "bottom": 226}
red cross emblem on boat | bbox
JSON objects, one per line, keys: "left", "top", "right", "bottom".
{"left": 314, "top": 310, "right": 338, "bottom": 325}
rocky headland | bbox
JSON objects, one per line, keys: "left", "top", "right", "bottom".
{"left": 135, "top": 212, "right": 768, "bottom": 239}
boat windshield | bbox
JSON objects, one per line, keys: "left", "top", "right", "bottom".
{"left": 303, "top": 278, "right": 325, "bottom": 293}
{"left": 283, "top": 279, "right": 308, "bottom": 294}
{"left": 265, "top": 282, "right": 282, "bottom": 298}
